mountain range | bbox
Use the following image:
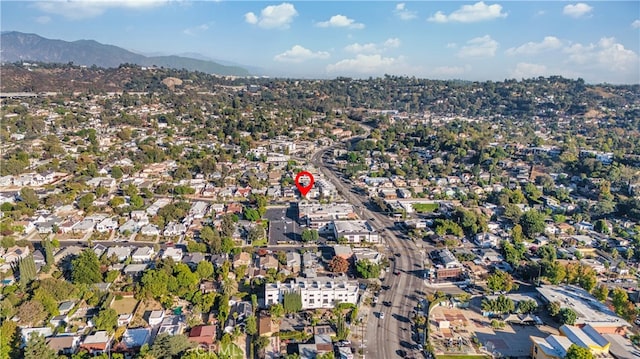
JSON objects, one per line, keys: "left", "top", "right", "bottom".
{"left": 0, "top": 31, "right": 251, "bottom": 76}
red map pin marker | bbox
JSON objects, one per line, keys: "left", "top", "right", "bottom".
{"left": 295, "top": 171, "right": 315, "bottom": 197}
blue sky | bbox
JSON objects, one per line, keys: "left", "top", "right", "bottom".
{"left": 2, "top": 1, "right": 639, "bottom": 83}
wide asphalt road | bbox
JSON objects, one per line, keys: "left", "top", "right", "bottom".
{"left": 311, "top": 143, "right": 427, "bottom": 359}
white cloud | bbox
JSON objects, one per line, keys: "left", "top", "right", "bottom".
{"left": 344, "top": 38, "right": 401, "bottom": 54}
{"left": 563, "top": 3, "right": 593, "bottom": 18}
{"left": 183, "top": 24, "right": 209, "bottom": 36}
{"left": 632, "top": 20, "right": 640, "bottom": 29}
{"left": 244, "top": 3, "right": 297, "bottom": 29}
{"left": 428, "top": 2, "right": 507, "bottom": 23}
{"left": 244, "top": 12, "right": 258, "bottom": 24}
{"left": 316, "top": 14, "right": 365, "bottom": 29}
{"left": 564, "top": 37, "right": 638, "bottom": 72}
{"left": 457, "top": 35, "right": 498, "bottom": 58}
{"left": 506, "top": 36, "right": 562, "bottom": 56}
{"left": 395, "top": 3, "right": 417, "bottom": 20}
{"left": 33, "top": 0, "right": 170, "bottom": 20}
{"left": 510, "top": 62, "right": 549, "bottom": 79}
{"left": 446, "top": 43, "right": 457, "bottom": 49}
{"left": 326, "top": 54, "right": 403, "bottom": 74}
{"left": 35, "top": 16, "right": 51, "bottom": 24}
{"left": 274, "top": 45, "right": 330, "bottom": 63}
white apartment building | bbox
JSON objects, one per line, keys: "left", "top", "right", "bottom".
{"left": 264, "top": 277, "right": 359, "bottom": 309}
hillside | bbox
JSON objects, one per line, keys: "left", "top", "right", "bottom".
{"left": 0, "top": 31, "right": 250, "bottom": 76}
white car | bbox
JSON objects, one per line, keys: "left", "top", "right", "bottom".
{"left": 379, "top": 312, "right": 385, "bottom": 319}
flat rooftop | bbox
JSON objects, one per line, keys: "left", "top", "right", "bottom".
{"left": 333, "top": 220, "right": 373, "bottom": 233}
{"left": 537, "top": 285, "right": 631, "bottom": 328}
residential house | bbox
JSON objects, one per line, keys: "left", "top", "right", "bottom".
{"left": 233, "top": 252, "right": 252, "bottom": 268}
{"left": 58, "top": 301, "right": 75, "bottom": 316}
{"left": 131, "top": 247, "right": 155, "bottom": 263}
{"left": 163, "top": 222, "right": 186, "bottom": 236}
{"left": 96, "top": 217, "right": 118, "bottom": 233}
{"left": 140, "top": 224, "right": 160, "bottom": 236}
{"left": 259, "top": 255, "right": 279, "bottom": 270}
{"left": 79, "top": 331, "right": 112, "bottom": 355}
{"left": 105, "top": 246, "right": 132, "bottom": 262}
{"left": 148, "top": 310, "right": 165, "bottom": 326}
{"left": 189, "top": 202, "right": 210, "bottom": 219}
{"left": 162, "top": 247, "right": 184, "bottom": 262}
{"left": 187, "top": 325, "right": 216, "bottom": 349}
{"left": 1, "top": 246, "right": 30, "bottom": 265}
{"left": 475, "top": 232, "right": 500, "bottom": 248}
{"left": 118, "top": 313, "right": 134, "bottom": 327}
{"left": 182, "top": 253, "right": 206, "bottom": 269}
{"left": 46, "top": 336, "right": 80, "bottom": 356}
{"left": 21, "top": 328, "right": 53, "bottom": 346}
{"left": 118, "top": 219, "right": 139, "bottom": 234}
{"left": 117, "top": 328, "right": 151, "bottom": 354}
{"left": 286, "top": 252, "right": 302, "bottom": 273}
{"left": 123, "top": 264, "right": 148, "bottom": 279}
{"left": 258, "top": 314, "right": 279, "bottom": 337}
{"left": 157, "top": 315, "right": 185, "bottom": 336}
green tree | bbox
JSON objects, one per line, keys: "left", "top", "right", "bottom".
{"left": 150, "top": 333, "right": 196, "bottom": 359}
{"left": 268, "top": 303, "right": 284, "bottom": 320}
{"left": 71, "top": 249, "right": 102, "bottom": 284}
{"left": 255, "top": 336, "right": 271, "bottom": 351}
{"left": 141, "top": 269, "right": 170, "bottom": 299}
{"left": 486, "top": 270, "right": 516, "bottom": 293}
{"left": 301, "top": 229, "right": 319, "bottom": 242}
{"left": 565, "top": 344, "right": 593, "bottom": 359}
{"left": 0, "top": 320, "right": 19, "bottom": 359}
{"left": 547, "top": 301, "right": 562, "bottom": 317}
{"left": 594, "top": 219, "right": 610, "bottom": 234}
{"left": 245, "top": 315, "right": 257, "bottom": 336}
{"left": 355, "top": 260, "right": 381, "bottom": 279}
{"left": 20, "top": 188, "right": 40, "bottom": 209}
{"left": 517, "top": 299, "right": 538, "bottom": 314}
{"left": 335, "top": 314, "right": 348, "bottom": 341}
{"left": 77, "top": 193, "right": 95, "bottom": 211}
{"left": 110, "top": 166, "right": 123, "bottom": 179}
{"left": 593, "top": 285, "right": 609, "bottom": 302}
{"left": 94, "top": 308, "right": 118, "bottom": 332}
{"left": 18, "top": 253, "right": 38, "bottom": 286}
{"left": 243, "top": 207, "right": 260, "bottom": 222}
{"left": 283, "top": 291, "right": 303, "bottom": 313}
{"left": 520, "top": 209, "right": 546, "bottom": 238}
{"left": 23, "top": 333, "right": 57, "bottom": 359}
{"left": 558, "top": 307, "right": 577, "bottom": 325}
{"left": 196, "top": 261, "right": 214, "bottom": 280}
{"left": 248, "top": 226, "right": 266, "bottom": 244}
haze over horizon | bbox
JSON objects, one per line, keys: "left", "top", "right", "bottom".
{"left": 1, "top": 0, "right": 639, "bottom": 84}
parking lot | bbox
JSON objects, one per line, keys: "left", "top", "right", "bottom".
{"left": 429, "top": 306, "right": 558, "bottom": 358}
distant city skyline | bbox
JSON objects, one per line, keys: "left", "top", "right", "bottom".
{"left": 1, "top": 1, "right": 639, "bottom": 83}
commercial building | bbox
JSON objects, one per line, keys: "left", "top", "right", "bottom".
{"left": 332, "top": 220, "right": 379, "bottom": 243}
{"left": 530, "top": 324, "right": 612, "bottom": 359}
{"left": 536, "top": 285, "right": 631, "bottom": 334}
{"left": 264, "top": 277, "right": 359, "bottom": 309}
{"left": 298, "top": 203, "right": 357, "bottom": 231}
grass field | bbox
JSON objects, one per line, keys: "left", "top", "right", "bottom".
{"left": 111, "top": 297, "right": 139, "bottom": 315}
{"left": 413, "top": 203, "right": 439, "bottom": 213}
